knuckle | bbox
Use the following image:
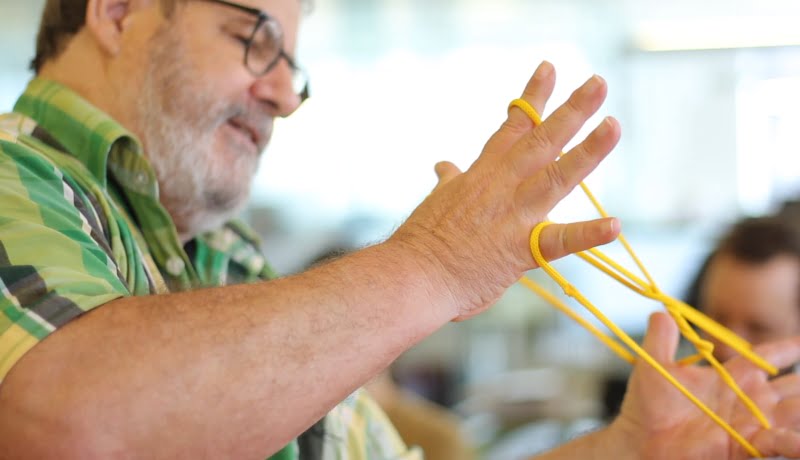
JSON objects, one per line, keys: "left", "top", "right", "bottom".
{"left": 569, "top": 143, "right": 593, "bottom": 168}
{"left": 500, "top": 115, "right": 534, "bottom": 136}
{"left": 564, "top": 94, "right": 591, "bottom": 119}
{"left": 543, "top": 162, "right": 569, "bottom": 191}
{"left": 521, "top": 128, "right": 553, "bottom": 155}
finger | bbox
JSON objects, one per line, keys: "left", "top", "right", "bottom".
{"left": 516, "top": 116, "right": 620, "bottom": 214}
{"left": 754, "top": 337, "right": 800, "bottom": 370}
{"left": 534, "top": 217, "right": 620, "bottom": 264}
{"left": 433, "top": 161, "right": 462, "bottom": 191}
{"left": 774, "top": 397, "right": 800, "bottom": 428}
{"left": 482, "top": 61, "right": 556, "bottom": 157}
{"left": 729, "top": 337, "right": 800, "bottom": 378}
{"left": 505, "top": 75, "right": 608, "bottom": 178}
{"left": 642, "top": 312, "right": 680, "bottom": 364}
{"left": 771, "top": 373, "right": 800, "bottom": 400}
{"left": 751, "top": 428, "right": 800, "bottom": 459}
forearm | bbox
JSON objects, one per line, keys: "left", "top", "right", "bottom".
{"left": 530, "top": 421, "right": 641, "bottom": 460}
{"left": 0, "top": 241, "right": 454, "bottom": 459}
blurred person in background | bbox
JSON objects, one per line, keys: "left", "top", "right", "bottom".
{"left": 2, "top": 1, "right": 800, "bottom": 459}
{"left": 599, "top": 208, "right": 800, "bottom": 431}
{"left": 685, "top": 211, "right": 800, "bottom": 364}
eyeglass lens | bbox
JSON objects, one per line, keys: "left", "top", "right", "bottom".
{"left": 246, "top": 18, "right": 284, "bottom": 75}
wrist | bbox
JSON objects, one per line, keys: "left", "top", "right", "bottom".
{"left": 530, "top": 421, "right": 643, "bottom": 460}
{"left": 603, "top": 418, "right": 645, "bottom": 460}
{"left": 382, "top": 228, "right": 462, "bottom": 321}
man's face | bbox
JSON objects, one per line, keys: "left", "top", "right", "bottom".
{"left": 702, "top": 253, "right": 800, "bottom": 362}
{"left": 126, "top": 0, "right": 302, "bottom": 239}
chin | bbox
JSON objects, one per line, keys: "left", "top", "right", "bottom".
{"left": 174, "top": 186, "right": 251, "bottom": 238}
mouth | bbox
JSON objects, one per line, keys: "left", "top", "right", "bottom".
{"left": 226, "top": 117, "right": 262, "bottom": 152}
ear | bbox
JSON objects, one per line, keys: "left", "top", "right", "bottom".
{"left": 84, "top": 0, "right": 133, "bottom": 56}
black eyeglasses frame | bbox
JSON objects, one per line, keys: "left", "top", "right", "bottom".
{"left": 204, "top": 0, "right": 310, "bottom": 102}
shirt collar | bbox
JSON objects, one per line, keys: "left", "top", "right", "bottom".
{"left": 13, "top": 78, "right": 196, "bottom": 286}
{"left": 13, "top": 77, "right": 143, "bottom": 189}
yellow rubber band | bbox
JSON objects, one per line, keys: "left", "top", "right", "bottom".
{"left": 509, "top": 98, "right": 544, "bottom": 125}
{"left": 511, "top": 97, "right": 775, "bottom": 458}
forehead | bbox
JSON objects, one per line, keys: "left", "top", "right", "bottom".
{"left": 187, "top": 0, "right": 301, "bottom": 19}
{"left": 179, "top": 0, "right": 301, "bottom": 33}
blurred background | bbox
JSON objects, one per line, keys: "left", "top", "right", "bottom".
{"left": 2, "top": 0, "right": 799, "bottom": 458}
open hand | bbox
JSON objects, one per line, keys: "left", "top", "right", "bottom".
{"left": 617, "top": 312, "right": 800, "bottom": 459}
{"left": 390, "top": 61, "right": 622, "bottom": 321}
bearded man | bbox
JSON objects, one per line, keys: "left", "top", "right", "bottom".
{"left": 3, "top": 1, "right": 800, "bottom": 459}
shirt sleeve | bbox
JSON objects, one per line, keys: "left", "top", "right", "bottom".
{"left": 0, "top": 143, "right": 129, "bottom": 382}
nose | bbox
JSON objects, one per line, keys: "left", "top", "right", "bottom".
{"left": 250, "top": 59, "right": 303, "bottom": 117}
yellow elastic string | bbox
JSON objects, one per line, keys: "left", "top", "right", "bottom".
{"left": 526, "top": 223, "right": 762, "bottom": 458}
{"left": 521, "top": 259, "right": 772, "bottom": 447}
{"left": 509, "top": 97, "right": 777, "bottom": 457}
{"left": 510, "top": 98, "right": 660, "bottom": 289}
{"left": 576, "top": 249, "right": 775, "bottom": 374}
{"left": 519, "top": 276, "right": 635, "bottom": 364}
{"left": 509, "top": 96, "right": 776, "bottom": 375}
{"left": 579, "top": 184, "right": 660, "bottom": 289}
{"left": 574, "top": 248, "right": 776, "bottom": 424}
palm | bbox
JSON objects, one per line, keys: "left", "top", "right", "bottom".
{"left": 618, "top": 313, "right": 800, "bottom": 460}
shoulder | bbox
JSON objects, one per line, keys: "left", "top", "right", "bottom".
{"left": 0, "top": 115, "right": 92, "bottom": 193}
{"left": 0, "top": 132, "right": 63, "bottom": 182}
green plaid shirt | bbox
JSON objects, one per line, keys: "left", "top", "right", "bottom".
{"left": 0, "top": 78, "right": 420, "bottom": 460}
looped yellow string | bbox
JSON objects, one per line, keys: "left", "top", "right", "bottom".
{"left": 510, "top": 97, "right": 777, "bottom": 458}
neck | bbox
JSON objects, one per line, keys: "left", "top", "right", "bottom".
{"left": 38, "top": 32, "right": 141, "bottom": 140}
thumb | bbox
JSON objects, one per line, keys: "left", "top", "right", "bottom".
{"left": 433, "top": 161, "right": 462, "bottom": 190}
{"left": 642, "top": 312, "right": 680, "bottom": 364}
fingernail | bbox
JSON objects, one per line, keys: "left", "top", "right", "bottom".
{"left": 608, "top": 217, "right": 620, "bottom": 234}
{"left": 535, "top": 61, "right": 554, "bottom": 79}
{"left": 597, "top": 116, "right": 614, "bottom": 136}
{"left": 583, "top": 74, "right": 605, "bottom": 93}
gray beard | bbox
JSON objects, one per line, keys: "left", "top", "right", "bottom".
{"left": 135, "top": 29, "right": 257, "bottom": 240}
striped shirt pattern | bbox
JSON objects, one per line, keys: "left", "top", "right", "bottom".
{"left": 0, "top": 78, "right": 420, "bottom": 460}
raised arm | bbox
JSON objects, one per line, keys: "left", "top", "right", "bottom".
{"left": 0, "top": 62, "right": 622, "bottom": 459}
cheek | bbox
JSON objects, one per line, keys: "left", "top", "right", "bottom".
{"left": 781, "top": 313, "right": 800, "bottom": 337}
{"left": 189, "top": 42, "right": 253, "bottom": 98}
{"left": 174, "top": 78, "right": 234, "bottom": 132}
{"left": 164, "top": 36, "right": 251, "bottom": 111}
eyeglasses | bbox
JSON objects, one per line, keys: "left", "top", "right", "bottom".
{"left": 204, "top": 0, "right": 310, "bottom": 103}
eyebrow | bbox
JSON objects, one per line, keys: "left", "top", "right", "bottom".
{"left": 223, "top": 11, "right": 260, "bottom": 25}
{"left": 218, "top": 14, "right": 261, "bottom": 37}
